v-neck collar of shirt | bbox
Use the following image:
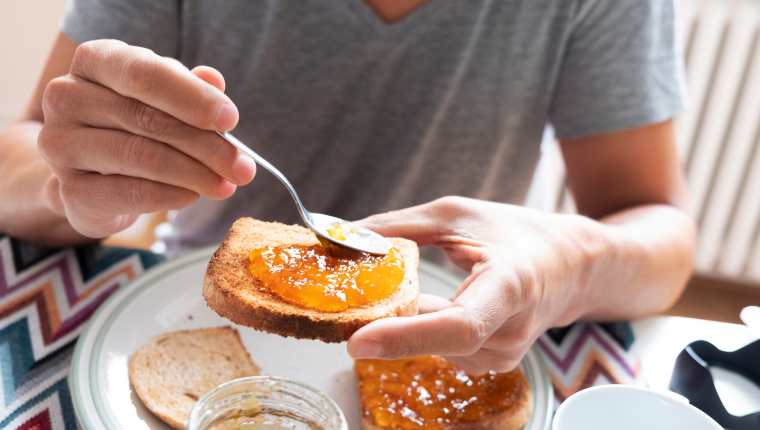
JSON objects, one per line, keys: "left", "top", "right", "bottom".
{"left": 339, "top": 0, "right": 455, "bottom": 40}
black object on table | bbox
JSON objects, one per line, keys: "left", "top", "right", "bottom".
{"left": 670, "top": 339, "right": 760, "bottom": 429}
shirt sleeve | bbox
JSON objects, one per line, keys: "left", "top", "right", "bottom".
{"left": 549, "top": 0, "right": 688, "bottom": 140}
{"left": 59, "top": 0, "right": 180, "bottom": 58}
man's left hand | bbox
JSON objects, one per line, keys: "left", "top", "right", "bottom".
{"left": 346, "top": 196, "right": 605, "bottom": 375}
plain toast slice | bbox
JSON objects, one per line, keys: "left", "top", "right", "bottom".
{"left": 129, "top": 327, "right": 259, "bottom": 430}
{"left": 203, "top": 218, "right": 419, "bottom": 343}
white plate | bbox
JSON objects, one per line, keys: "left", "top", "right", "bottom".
{"left": 71, "top": 246, "right": 553, "bottom": 430}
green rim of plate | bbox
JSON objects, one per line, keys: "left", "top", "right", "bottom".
{"left": 524, "top": 343, "right": 554, "bottom": 430}
{"left": 71, "top": 247, "right": 553, "bottom": 430}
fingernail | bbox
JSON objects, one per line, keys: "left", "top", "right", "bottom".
{"left": 215, "top": 104, "right": 238, "bottom": 130}
{"left": 349, "top": 339, "right": 382, "bottom": 359}
{"left": 232, "top": 154, "right": 256, "bottom": 184}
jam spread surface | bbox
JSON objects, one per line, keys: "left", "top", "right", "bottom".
{"left": 249, "top": 245, "right": 404, "bottom": 312}
{"left": 355, "top": 356, "right": 530, "bottom": 430}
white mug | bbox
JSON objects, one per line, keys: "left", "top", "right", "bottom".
{"left": 552, "top": 385, "right": 723, "bottom": 430}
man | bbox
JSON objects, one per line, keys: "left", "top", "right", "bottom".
{"left": 0, "top": 0, "right": 694, "bottom": 374}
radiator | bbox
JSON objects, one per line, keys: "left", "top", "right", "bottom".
{"left": 528, "top": 0, "right": 760, "bottom": 284}
{"left": 681, "top": 0, "right": 760, "bottom": 282}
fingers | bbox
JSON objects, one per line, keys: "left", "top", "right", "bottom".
{"left": 355, "top": 203, "right": 445, "bottom": 246}
{"left": 443, "top": 307, "right": 541, "bottom": 374}
{"left": 348, "top": 270, "right": 506, "bottom": 356}
{"left": 443, "top": 308, "right": 543, "bottom": 374}
{"left": 57, "top": 173, "right": 199, "bottom": 238}
{"left": 69, "top": 40, "right": 238, "bottom": 131}
{"left": 44, "top": 176, "right": 65, "bottom": 217}
{"left": 443, "top": 347, "right": 526, "bottom": 375}
{"left": 348, "top": 267, "right": 525, "bottom": 368}
{"left": 348, "top": 305, "right": 486, "bottom": 359}
{"left": 40, "top": 125, "right": 236, "bottom": 200}
{"left": 441, "top": 244, "right": 484, "bottom": 273}
{"left": 38, "top": 40, "right": 245, "bottom": 238}
{"left": 41, "top": 76, "right": 256, "bottom": 187}
{"left": 191, "top": 66, "right": 225, "bottom": 92}
{"left": 418, "top": 294, "right": 453, "bottom": 314}
{"left": 355, "top": 196, "right": 485, "bottom": 247}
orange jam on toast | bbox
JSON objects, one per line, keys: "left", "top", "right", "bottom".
{"left": 248, "top": 245, "right": 404, "bottom": 312}
{"left": 355, "top": 356, "right": 530, "bottom": 430}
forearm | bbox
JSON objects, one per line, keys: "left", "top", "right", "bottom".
{"left": 0, "top": 120, "right": 92, "bottom": 246}
{"left": 566, "top": 204, "right": 695, "bottom": 323}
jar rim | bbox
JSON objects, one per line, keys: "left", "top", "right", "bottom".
{"left": 186, "top": 376, "right": 348, "bottom": 430}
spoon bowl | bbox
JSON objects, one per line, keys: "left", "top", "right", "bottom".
{"left": 217, "top": 131, "right": 392, "bottom": 255}
{"left": 308, "top": 213, "right": 392, "bottom": 255}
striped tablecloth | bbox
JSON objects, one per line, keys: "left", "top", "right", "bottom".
{"left": 0, "top": 233, "right": 645, "bottom": 429}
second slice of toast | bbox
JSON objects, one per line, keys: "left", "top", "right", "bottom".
{"left": 203, "top": 218, "right": 419, "bottom": 343}
{"left": 129, "top": 327, "right": 260, "bottom": 430}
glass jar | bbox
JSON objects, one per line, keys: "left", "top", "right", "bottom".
{"left": 185, "top": 376, "right": 348, "bottom": 430}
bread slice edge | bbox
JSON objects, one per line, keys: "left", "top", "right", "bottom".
{"left": 203, "top": 218, "right": 420, "bottom": 343}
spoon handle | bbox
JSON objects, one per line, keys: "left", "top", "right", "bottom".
{"left": 216, "top": 131, "right": 312, "bottom": 224}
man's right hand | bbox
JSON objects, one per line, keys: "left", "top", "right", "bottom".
{"left": 37, "top": 39, "right": 256, "bottom": 238}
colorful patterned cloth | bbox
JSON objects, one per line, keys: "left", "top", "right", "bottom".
{"left": 0, "top": 234, "right": 163, "bottom": 430}
{"left": 538, "top": 322, "right": 647, "bottom": 411}
{"left": 0, "top": 234, "right": 644, "bottom": 429}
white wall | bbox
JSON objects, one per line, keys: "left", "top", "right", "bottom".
{"left": 0, "top": 0, "right": 67, "bottom": 132}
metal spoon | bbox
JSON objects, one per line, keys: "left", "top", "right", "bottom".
{"left": 217, "top": 131, "right": 392, "bottom": 255}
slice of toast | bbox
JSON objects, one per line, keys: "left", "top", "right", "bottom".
{"left": 129, "top": 327, "right": 260, "bottom": 430}
{"left": 203, "top": 218, "right": 419, "bottom": 343}
{"left": 355, "top": 356, "right": 533, "bottom": 430}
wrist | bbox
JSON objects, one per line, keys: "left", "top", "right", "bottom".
{"left": 549, "top": 213, "right": 617, "bottom": 326}
{"left": 0, "top": 121, "right": 87, "bottom": 245}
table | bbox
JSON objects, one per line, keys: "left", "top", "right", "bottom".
{"left": 1, "top": 233, "right": 757, "bottom": 429}
{"left": 631, "top": 316, "right": 760, "bottom": 417}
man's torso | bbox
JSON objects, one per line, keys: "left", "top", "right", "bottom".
{"left": 162, "top": 0, "right": 575, "bottom": 251}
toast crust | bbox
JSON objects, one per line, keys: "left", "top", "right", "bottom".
{"left": 203, "top": 218, "right": 419, "bottom": 343}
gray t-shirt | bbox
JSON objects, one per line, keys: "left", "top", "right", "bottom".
{"left": 60, "top": 0, "right": 686, "bottom": 254}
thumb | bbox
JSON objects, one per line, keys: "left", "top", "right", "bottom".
{"left": 347, "top": 306, "right": 479, "bottom": 360}
{"left": 347, "top": 268, "right": 510, "bottom": 360}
